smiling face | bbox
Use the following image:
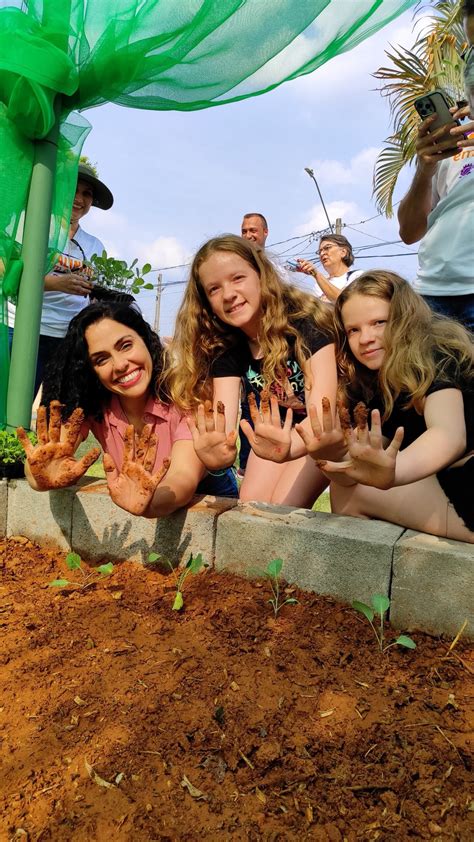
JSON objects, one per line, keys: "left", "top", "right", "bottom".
{"left": 319, "top": 239, "right": 348, "bottom": 276}
{"left": 341, "top": 293, "right": 390, "bottom": 370}
{"left": 198, "top": 250, "right": 262, "bottom": 337}
{"left": 70, "top": 179, "right": 94, "bottom": 226}
{"left": 85, "top": 318, "right": 153, "bottom": 401}
{"left": 241, "top": 215, "right": 268, "bottom": 247}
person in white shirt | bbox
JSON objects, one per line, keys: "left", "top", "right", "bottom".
{"left": 8, "top": 161, "right": 113, "bottom": 396}
{"left": 295, "top": 234, "right": 362, "bottom": 302}
{"left": 397, "top": 0, "right": 474, "bottom": 332}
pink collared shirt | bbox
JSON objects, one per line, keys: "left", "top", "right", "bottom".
{"left": 84, "top": 396, "right": 192, "bottom": 472}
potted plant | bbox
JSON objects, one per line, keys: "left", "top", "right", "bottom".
{"left": 87, "top": 251, "right": 155, "bottom": 300}
{"left": 0, "top": 429, "right": 36, "bottom": 479}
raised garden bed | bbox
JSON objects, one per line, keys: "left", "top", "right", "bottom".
{"left": 1, "top": 537, "right": 472, "bottom": 840}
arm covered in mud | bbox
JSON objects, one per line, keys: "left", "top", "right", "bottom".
{"left": 18, "top": 402, "right": 100, "bottom": 491}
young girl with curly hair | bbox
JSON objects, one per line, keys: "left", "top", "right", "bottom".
{"left": 164, "top": 234, "right": 339, "bottom": 507}
{"left": 18, "top": 300, "right": 236, "bottom": 518}
{"left": 303, "top": 271, "right": 474, "bottom": 541}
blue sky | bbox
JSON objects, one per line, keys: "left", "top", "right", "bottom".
{"left": 81, "top": 6, "right": 421, "bottom": 335}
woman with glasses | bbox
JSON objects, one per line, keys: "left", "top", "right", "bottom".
{"left": 294, "top": 234, "right": 362, "bottom": 303}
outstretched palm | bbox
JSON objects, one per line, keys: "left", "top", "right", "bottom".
{"left": 240, "top": 390, "right": 292, "bottom": 463}
{"left": 295, "top": 397, "right": 348, "bottom": 461}
{"left": 187, "top": 401, "right": 237, "bottom": 470}
{"left": 316, "top": 407, "right": 404, "bottom": 489}
{"left": 17, "top": 401, "right": 100, "bottom": 489}
{"left": 103, "top": 424, "right": 169, "bottom": 515}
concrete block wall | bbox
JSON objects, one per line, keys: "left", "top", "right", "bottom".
{"left": 1, "top": 479, "right": 473, "bottom": 638}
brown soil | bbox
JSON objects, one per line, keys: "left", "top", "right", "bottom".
{"left": 1, "top": 537, "right": 473, "bottom": 841}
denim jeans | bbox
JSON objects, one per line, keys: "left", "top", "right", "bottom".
{"left": 197, "top": 467, "right": 238, "bottom": 498}
{"left": 422, "top": 294, "right": 474, "bottom": 333}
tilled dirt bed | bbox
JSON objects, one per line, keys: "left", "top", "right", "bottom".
{"left": 0, "top": 537, "right": 473, "bottom": 841}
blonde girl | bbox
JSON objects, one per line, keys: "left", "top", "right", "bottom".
{"left": 309, "top": 271, "right": 474, "bottom": 542}
{"left": 165, "top": 235, "right": 340, "bottom": 507}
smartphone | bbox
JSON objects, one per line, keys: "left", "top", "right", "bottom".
{"left": 414, "top": 89, "right": 460, "bottom": 133}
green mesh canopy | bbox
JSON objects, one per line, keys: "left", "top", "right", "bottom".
{"left": 0, "top": 0, "right": 416, "bottom": 426}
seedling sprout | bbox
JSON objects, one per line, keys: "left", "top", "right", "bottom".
{"left": 264, "top": 558, "right": 298, "bottom": 618}
{"left": 147, "top": 551, "right": 207, "bottom": 610}
{"left": 352, "top": 594, "right": 416, "bottom": 653}
{"left": 49, "top": 552, "right": 114, "bottom": 590}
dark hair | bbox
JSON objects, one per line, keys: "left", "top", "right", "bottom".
{"left": 242, "top": 212, "right": 268, "bottom": 230}
{"left": 41, "top": 301, "right": 166, "bottom": 421}
{"left": 461, "top": 0, "right": 474, "bottom": 17}
{"left": 319, "top": 234, "right": 355, "bottom": 268}
{"left": 88, "top": 286, "right": 136, "bottom": 306}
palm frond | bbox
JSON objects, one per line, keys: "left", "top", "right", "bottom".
{"left": 373, "top": 0, "right": 464, "bottom": 216}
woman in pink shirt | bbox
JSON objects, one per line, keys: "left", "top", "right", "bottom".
{"left": 19, "top": 301, "right": 237, "bottom": 517}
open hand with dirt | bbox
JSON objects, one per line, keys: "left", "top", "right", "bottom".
{"left": 187, "top": 400, "right": 237, "bottom": 470}
{"left": 315, "top": 404, "right": 404, "bottom": 490}
{"left": 18, "top": 401, "right": 100, "bottom": 490}
{"left": 103, "top": 424, "right": 169, "bottom": 516}
{"left": 240, "top": 390, "right": 293, "bottom": 463}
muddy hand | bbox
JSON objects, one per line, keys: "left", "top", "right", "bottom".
{"left": 316, "top": 409, "right": 404, "bottom": 489}
{"left": 295, "top": 397, "right": 346, "bottom": 461}
{"left": 104, "top": 424, "right": 169, "bottom": 516}
{"left": 187, "top": 400, "right": 237, "bottom": 470}
{"left": 240, "top": 390, "right": 292, "bottom": 463}
{"left": 18, "top": 401, "right": 100, "bottom": 490}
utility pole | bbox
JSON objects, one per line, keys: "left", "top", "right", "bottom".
{"left": 153, "top": 272, "right": 163, "bottom": 333}
{"left": 335, "top": 217, "right": 342, "bottom": 235}
{"left": 304, "top": 167, "right": 333, "bottom": 233}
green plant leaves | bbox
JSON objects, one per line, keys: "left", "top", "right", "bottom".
{"left": 49, "top": 578, "right": 70, "bottom": 587}
{"left": 284, "top": 598, "right": 299, "bottom": 606}
{"left": 147, "top": 551, "right": 161, "bottom": 564}
{"left": 394, "top": 634, "right": 416, "bottom": 649}
{"left": 142, "top": 263, "right": 151, "bottom": 274}
{"left": 352, "top": 600, "right": 374, "bottom": 623}
{"left": 187, "top": 552, "right": 205, "bottom": 574}
{"left": 97, "top": 562, "right": 114, "bottom": 576}
{"left": 66, "top": 552, "right": 82, "bottom": 570}
{"left": 371, "top": 594, "right": 390, "bottom": 616}
{"left": 172, "top": 591, "right": 184, "bottom": 611}
{"left": 266, "top": 558, "right": 283, "bottom": 578}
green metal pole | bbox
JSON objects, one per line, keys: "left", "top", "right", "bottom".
{"left": 6, "top": 106, "right": 60, "bottom": 430}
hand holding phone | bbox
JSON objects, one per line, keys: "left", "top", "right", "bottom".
{"left": 414, "top": 89, "right": 462, "bottom": 165}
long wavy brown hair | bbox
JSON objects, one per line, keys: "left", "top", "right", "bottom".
{"left": 334, "top": 270, "right": 474, "bottom": 418}
{"left": 163, "top": 235, "right": 334, "bottom": 410}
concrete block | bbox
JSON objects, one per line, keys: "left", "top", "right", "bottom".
{"left": 391, "top": 531, "right": 474, "bottom": 638}
{"left": 215, "top": 502, "right": 404, "bottom": 605}
{"left": 0, "top": 480, "right": 7, "bottom": 537}
{"left": 72, "top": 481, "right": 237, "bottom": 565}
{"left": 6, "top": 479, "right": 75, "bottom": 551}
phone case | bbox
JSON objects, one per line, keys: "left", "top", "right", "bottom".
{"left": 414, "top": 89, "right": 459, "bottom": 133}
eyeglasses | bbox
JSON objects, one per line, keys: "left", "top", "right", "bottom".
{"left": 318, "top": 244, "right": 338, "bottom": 256}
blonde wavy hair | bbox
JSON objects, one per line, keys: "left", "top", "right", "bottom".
{"left": 334, "top": 270, "right": 474, "bottom": 419}
{"left": 163, "top": 234, "right": 334, "bottom": 410}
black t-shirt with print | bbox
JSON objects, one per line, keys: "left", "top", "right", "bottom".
{"left": 211, "top": 317, "right": 332, "bottom": 417}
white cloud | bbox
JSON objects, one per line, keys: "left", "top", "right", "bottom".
{"left": 289, "top": 13, "right": 430, "bottom": 103}
{"left": 130, "top": 236, "right": 188, "bottom": 270}
{"left": 306, "top": 146, "right": 380, "bottom": 188}
{"left": 294, "top": 199, "right": 366, "bottom": 236}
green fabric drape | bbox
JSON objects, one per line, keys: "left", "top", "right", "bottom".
{"left": 0, "top": 0, "right": 416, "bottom": 425}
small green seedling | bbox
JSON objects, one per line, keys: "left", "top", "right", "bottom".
{"left": 171, "top": 553, "right": 207, "bottom": 611}
{"left": 147, "top": 551, "right": 162, "bottom": 565}
{"left": 352, "top": 594, "right": 416, "bottom": 653}
{"left": 264, "top": 558, "right": 298, "bottom": 618}
{"left": 147, "top": 551, "right": 207, "bottom": 610}
{"left": 49, "top": 552, "right": 114, "bottom": 590}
